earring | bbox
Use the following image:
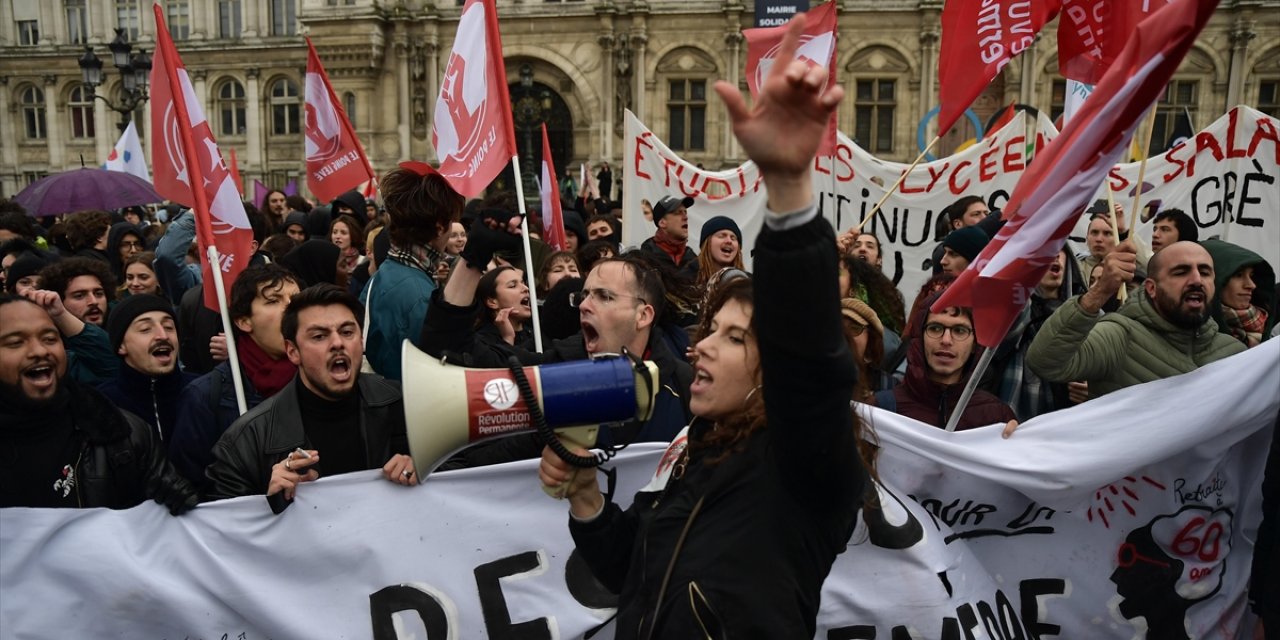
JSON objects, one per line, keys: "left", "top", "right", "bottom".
{"left": 744, "top": 384, "right": 763, "bottom": 403}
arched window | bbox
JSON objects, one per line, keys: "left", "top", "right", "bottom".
{"left": 847, "top": 46, "right": 911, "bottom": 155}
{"left": 270, "top": 78, "right": 301, "bottom": 135}
{"left": 69, "top": 85, "right": 96, "bottom": 139}
{"left": 344, "top": 91, "right": 357, "bottom": 125}
{"left": 656, "top": 48, "right": 718, "bottom": 153}
{"left": 20, "top": 86, "right": 46, "bottom": 140}
{"left": 1252, "top": 47, "right": 1279, "bottom": 119}
{"left": 216, "top": 79, "right": 246, "bottom": 137}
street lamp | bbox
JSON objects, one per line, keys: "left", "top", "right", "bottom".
{"left": 513, "top": 64, "right": 553, "bottom": 200}
{"left": 77, "top": 28, "right": 152, "bottom": 133}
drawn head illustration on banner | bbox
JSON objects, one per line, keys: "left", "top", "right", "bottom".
{"left": 305, "top": 70, "right": 343, "bottom": 164}
{"left": 1109, "top": 505, "right": 1233, "bottom": 639}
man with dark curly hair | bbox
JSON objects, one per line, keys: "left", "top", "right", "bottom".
{"left": 38, "top": 256, "right": 115, "bottom": 327}
{"left": 61, "top": 210, "right": 112, "bottom": 262}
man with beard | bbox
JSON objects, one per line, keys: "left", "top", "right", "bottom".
{"left": 205, "top": 284, "right": 412, "bottom": 514}
{"left": 97, "top": 295, "right": 197, "bottom": 442}
{"left": 0, "top": 296, "right": 198, "bottom": 513}
{"left": 1027, "top": 240, "right": 1244, "bottom": 397}
{"left": 38, "top": 256, "right": 113, "bottom": 327}
{"left": 26, "top": 260, "right": 119, "bottom": 386}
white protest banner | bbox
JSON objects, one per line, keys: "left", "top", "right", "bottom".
{"left": 2, "top": 343, "right": 1276, "bottom": 639}
{"left": 623, "top": 108, "right": 1055, "bottom": 300}
{"left": 625, "top": 106, "right": 1279, "bottom": 306}
{"left": 1071, "top": 105, "right": 1280, "bottom": 271}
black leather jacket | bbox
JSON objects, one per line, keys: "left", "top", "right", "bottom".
{"left": 204, "top": 374, "right": 407, "bottom": 513}
{"left": 0, "top": 380, "right": 199, "bottom": 515}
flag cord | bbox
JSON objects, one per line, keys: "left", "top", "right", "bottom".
{"left": 207, "top": 246, "right": 248, "bottom": 415}
{"left": 509, "top": 153, "right": 545, "bottom": 353}
{"left": 855, "top": 135, "right": 940, "bottom": 232}
{"left": 944, "top": 346, "right": 995, "bottom": 433}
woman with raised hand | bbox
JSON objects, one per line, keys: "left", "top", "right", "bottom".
{"left": 538, "top": 15, "right": 873, "bottom": 638}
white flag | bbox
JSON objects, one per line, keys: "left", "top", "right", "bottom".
{"left": 103, "top": 121, "right": 150, "bottom": 182}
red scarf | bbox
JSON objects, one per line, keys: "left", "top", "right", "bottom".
{"left": 653, "top": 228, "right": 689, "bottom": 266}
{"left": 235, "top": 334, "right": 296, "bottom": 398}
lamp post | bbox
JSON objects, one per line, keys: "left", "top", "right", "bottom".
{"left": 513, "top": 63, "right": 552, "bottom": 201}
{"left": 77, "top": 28, "right": 152, "bottom": 133}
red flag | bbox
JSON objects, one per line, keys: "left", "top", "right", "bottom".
{"left": 1057, "top": 0, "right": 1174, "bottom": 84}
{"left": 149, "top": 4, "right": 253, "bottom": 312}
{"left": 227, "top": 148, "right": 244, "bottom": 196}
{"left": 538, "top": 125, "right": 567, "bottom": 252}
{"left": 305, "top": 38, "right": 375, "bottom": 203}
{"left": 432, "top": 0, "right": 517, "bottom": 198}
{"left": 934, "top": 0, "right": 1219, "bottom": 349}
{"left": 937, "top": 1, "right": 1061, "bottom": 137}
{"left": 989, "top": 101, "right": 1018, "bottom": 134}
{"left": 744, "top": 2, "right": 838, "bottom": 156}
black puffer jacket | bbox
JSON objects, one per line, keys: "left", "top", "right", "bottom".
{"left": 571, "top": 212, "right": 867, "bottom": 638}
{"left": 0, "top": 379, "right": 199, "bottom": 514}
{"left": 205, "top": 375, "right": 407, "bottom": 513}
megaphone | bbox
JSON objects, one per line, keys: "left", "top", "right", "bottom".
{"left": 402, "top": 341, "right": 659, "bottom": 482}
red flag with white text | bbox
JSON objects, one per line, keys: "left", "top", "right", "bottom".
{"left": 538, "top": 125, "right": 567, "bottom": 252}
{"left": 305, "top": 38, "right": 375, "bottom": 203}
{"left": 744, "top": 2, "right": 838, "bottom": 155}
{"left": 934, "top": 0, "right": 1219, "bottom": 348}
{"left": 149, "top": 4, "right": 253, "bottom": 312}
{"left": 1057, "top": 0, "right": 1175, "bottom": 84}
{"left": 937, "top": 0, "right": 1061, "bottom": 137}
{"left": 432, "top": 0, "right": 517, "bottom": 197}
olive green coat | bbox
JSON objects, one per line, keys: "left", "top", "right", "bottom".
{"left": 1026, "top": 291, "right": 1245, "bottom": 397}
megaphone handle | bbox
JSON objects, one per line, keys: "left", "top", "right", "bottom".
{"left": 542, "top": 428, "right": 596, "bottom": 499}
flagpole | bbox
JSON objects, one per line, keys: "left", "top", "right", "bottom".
{"left": 1128, "top": 106, "right": 1158, "bottom": 233}
{"left": 854, "top": 135, "right": 940, "bottom": 232}
{"left": 208, "top": 246, "right": 249, "bottom": 414}
{"left": 1104, "top": 181, "right": 1128, "bottom": 302}
{"left": 943, "top": 347, "right": 995, "bottom": 432}
{"left": 509, "top": 153, "right": 544, "bottom": 353}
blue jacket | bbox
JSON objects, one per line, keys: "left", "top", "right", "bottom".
{"left": 97, "top": 363, "right": 198, "bottom": 443}
{"left": 360, "top": 258, "right": 436, "bottom": 381}
{"left": 153, "top": 209, "right": 202, "bottom": 306}
{"left": 167, "top": 360, "right": 264, "bottom": 491}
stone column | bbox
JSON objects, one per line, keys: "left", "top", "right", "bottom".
{"left": 395, "top": 35, "right": 412, "bottom": 161}
{"left": 88, "top": 0, "right": 107, "bottom": 43}
{"left": 918, "top": 27, "right": 939, "bottom": 134}
{"left": 242, "top": 0, "right": 260, "bottom": 38}
{"left": 1226, "top": 18, "right": 1256, "bottom": 109}
{"left": 0, "top": 77, "right": 17, "bottom": 170}
{"left": 1019, "top": 35, "right": 1039, "bottom": 107}
{"left": 631, "top": 32, "right": 648, "bottom": 125}
{"left": 191, "top": 69, "right": 208, "bottom": 114}
{"left": 723, "top": 31, "right": 744, "bottom": 162}
{"left": 42, "top": 0, "right": 64, "bottom": 46}
{"left": 44, "top": 75, "right": 65, "bottom": 168}
{"left": 245, "top": 68, "right": 263, "bottom": 170}
{"left": 597, "top": 34, "right": 616, "bottom": 161}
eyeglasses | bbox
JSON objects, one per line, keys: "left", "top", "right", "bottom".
{"left": 120, "top": 240, "right": 144, "bottom": 250}
{"left": 923, "top": 323, "right": 974, "bottom": 341}
{"left": 845, "top": 322, "right": 866, "bottom": 336}
{"left": 569, "top": 288, "right": 646, "bottom": 308}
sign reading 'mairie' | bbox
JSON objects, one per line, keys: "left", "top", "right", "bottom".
{"left": 754, "top": 0, "right": 808, "bottom": 27}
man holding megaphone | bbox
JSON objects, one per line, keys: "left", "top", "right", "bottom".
{"left": 418, "top": 211, "right": 694, "bottom": 468}
{"left": 206, "top": 284, "right": 413, "bottom": 514}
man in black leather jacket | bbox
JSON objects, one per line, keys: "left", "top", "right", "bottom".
{"left": 205, "top": 284, "right": 414, "bottom": 514}
{"left": 0, "top": 295, "right": 198, "bottom": 514}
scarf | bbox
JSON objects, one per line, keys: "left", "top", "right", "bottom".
{"left": 388, "top": 242, "right": 448, "bottom": 277}
{"left": 1223, "top": 305, "right": 1267, "bottom": 347}
{"left": 236, "top": 334, "right": 296, "bottom": 398}
{"left": 653, "top": 228, "right": 689, "bottom": 266}
{"left": 339, "top": 247, "right": 361, "bottom": 275}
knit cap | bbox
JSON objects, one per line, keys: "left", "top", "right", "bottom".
{"left": 699, "top": 216, "right": 742, "bottom": 245}
{"left": 107, "top": 294, "right": 174, "bottom": 352}
{"left": 942, "top": 225, "right": 990, "bottom": 263}
{"left": 840, "top": 297, "right": 884, "bottom": 335}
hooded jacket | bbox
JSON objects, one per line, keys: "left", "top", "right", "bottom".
{"left": 891, "top": 297, "right": 1016, "bottom": 430}
{"left": 1026, "top": 290, "right": 1246, "bottom": 397}
{"left": 106, "top": 221, "right": 145, "bottom": 281}
{"left": 1202, "top": 239, "right": 1277, "bottom": 343}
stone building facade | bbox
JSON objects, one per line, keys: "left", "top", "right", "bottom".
{"left": 0, "top": 0, "right": 1276, "bottom": 201}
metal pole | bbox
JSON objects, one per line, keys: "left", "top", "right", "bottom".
{"left": 943, "top": 347, "right": 995, "bottom": 433}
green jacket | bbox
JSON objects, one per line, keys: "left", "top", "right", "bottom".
{"left": 1026, "top": 291, "right": 1245, "bottom": 397}
{"left": 1201, "top": 239, "right": 1277, "bottom": 343}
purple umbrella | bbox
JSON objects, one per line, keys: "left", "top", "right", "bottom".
{"left": 13, "top": 168, "right": 163, "bottom": 216}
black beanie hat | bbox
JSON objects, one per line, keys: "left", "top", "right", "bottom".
{"left": 562, "top": 210, "right": 588, "bottom": 244}
{"left": 6, "top": 254, "right": 52, "bottom": 292}
{"left": 699, "top": 216, "right": 742, "bottom": 245}
{"left": 942, "top": 225, "right": 990, "bottom": 263}
{"left": 107, "top": 294, "right": 174, "bottom": 353}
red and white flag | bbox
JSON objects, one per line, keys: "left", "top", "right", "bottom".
{"left": 744, "top": 2, "right": 838, "bottom": 155}
{"left": 305, "top": 38, "right": 374, "bottom": 203}
{"left": 934, "top": 0, "right": 1219, "bottom": 349}
{"left": 432, "top": 0, "right": 517, "bottom": 198}
{"left": 538, "top": 125, "right": 567, "bottom": 252}
{"left": 149, "top": 4, "right": 252, "bottom": 312}
{"left": 937, "top": 0, "right": 1061, "bottom": 138}
{"left": 1057, "top": 0, "right": 1175, "bottom": 84}
{"left": 227, "top": 148, "right": 244, "bottom": 196}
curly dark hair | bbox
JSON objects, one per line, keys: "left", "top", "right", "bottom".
{"left": 229, "top": 264, "right": 300, "bottom": 328}
{"left": 38, "top": 256, "right": 116, "bottom": 301}
{"left": 62, "top": 210, "right": 112, "bottom": 252}
{"left": 380, "top": 167, "right": 465, "bottom": 248}
{"left": 840, "top": 255, "right": 906, "bottom": 334}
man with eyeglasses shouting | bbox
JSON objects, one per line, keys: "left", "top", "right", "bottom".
{"left": 882, "top": 292, "right": 1015, "bottom": 431}
{"left": 420, "top": 211, "right": 693, "bottom": 466}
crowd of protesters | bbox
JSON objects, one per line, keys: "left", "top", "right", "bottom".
{"left": 1, "top": 132, "right": 1277, "bottom": 630}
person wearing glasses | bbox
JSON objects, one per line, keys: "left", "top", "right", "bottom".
{"left": 881, "top": 290, "right": 1016, "bottom": 430}
{"left": 106, "top": 221, "right": 148, "bottom": 285}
